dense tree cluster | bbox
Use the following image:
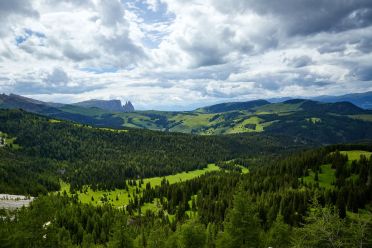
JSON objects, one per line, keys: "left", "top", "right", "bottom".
{"left": 0, "top": 149, "right": 59, "bottom": 195}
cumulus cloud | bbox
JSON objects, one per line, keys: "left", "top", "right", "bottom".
{"left": 0, "top": 0, "right": 371, "bottom": 110}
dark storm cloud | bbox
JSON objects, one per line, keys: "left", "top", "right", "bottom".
{"left": 0, "top": 0, "right": 39, "bottom": 37}
{"left": 352, "top": 66, "right": 372, "bottom": 81}
{"left": 355, "top": 37, "right": 372, "bottom": 53}
{"left": 215, "top": 0, "right": 372, "bottom": 35}
{"left": 0, "top": 0, "right": 38, "bottom": 17}
{"left": 317, "top": 43, "right": 347, "bottom": 54}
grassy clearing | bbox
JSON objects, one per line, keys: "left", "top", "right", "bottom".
{"left": 143, "top": 164, "right": 220, "bottom": 186}
{"left": 349, "top": 114, "right": 372, "bottom": 122}
{"left": 239, "top": 166, "right": 249, "bottom": 174}
{"left": 227, "top": 116, "right": 264, "bottom": 134}
{"left": 48, "top": 119, "right": 61, "bottom": 123}
{"left": 0, "top": 131, "right": 20, "bottom": 149}
{"left": 171, "top": 113, "right": 217, "bottom": 129}
{"left": 340, "top": 150, "right": 372, "bottom": 161}
{"left": 302, "top": 150, "right": 372, "bottom": 189}
{"left": 303, "top": 164, "right": 335, "bottom": 189}
{"left": 306, "top": 117, "right": 321, "bottom": 124}
{"left": 60, "top": 164, "right": 221, "bottom": 208}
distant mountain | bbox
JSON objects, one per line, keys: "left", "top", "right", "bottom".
{"left": 0, "top": 94, "right": 62, "bottom": 115}
{"left": 284, "top": 99, "right": 367, "bottom": 115}
{"left": 74, "top": 99, "right": 134, "bottom": 112}
{"left": 267, "top": 91, "right": 372, "bottom": 110}
{"left": 196, "top": 99, "right": 270, "bottom": 113}
{"left": 312, "top": 91, "right": 372, "bottom": 109}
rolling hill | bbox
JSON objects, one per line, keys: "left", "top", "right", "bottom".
{"left": 1, "top": 93, "right": 372, "bottom": 143}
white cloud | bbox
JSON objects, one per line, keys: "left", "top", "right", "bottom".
{"left": 0, "top": 0, "right": 371, "bottom": 110}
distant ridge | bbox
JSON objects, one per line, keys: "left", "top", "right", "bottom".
{"left": 196, "top": 99, "right": 270, "bottom": 113}
{"left": 312, "top": 91, "right": 372, "bottom": 110}
{"left": 268, "top": 91, "right": 372, "bottom": 110}
{"left": 283, "top": 99, "right": 367, "bottom": 115}
{"left": 74, "top": 99, "right": 135, "bottom": 112}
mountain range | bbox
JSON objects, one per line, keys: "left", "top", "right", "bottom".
{"left": 1, "top": 92, "right": 372, "bottom": 144}
{"left": 268, "top": 91, "right": 372, "bottom": 109}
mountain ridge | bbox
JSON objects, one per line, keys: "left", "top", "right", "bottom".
{"left": 1, "top": 93, "right": 372, "bottom": 142}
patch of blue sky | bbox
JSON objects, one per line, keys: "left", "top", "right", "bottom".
{"left": 15, "top": 28, "right": 46, "bottom": 45}
{"left": 143, "top": 30, "right": 166, "bottom": 48}
{"left": 124, "top": 0, "right": 175, "bottom": 23}
{"left": 80, "top": 66, "right": 119, "bottom": 74}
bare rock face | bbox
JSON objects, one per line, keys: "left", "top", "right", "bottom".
{"left": 123, "top": 101, "right": 135, "bottom": 112}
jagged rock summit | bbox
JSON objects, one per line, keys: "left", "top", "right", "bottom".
{"left": 123, "top": 101, "right": 135, "bottom": 112}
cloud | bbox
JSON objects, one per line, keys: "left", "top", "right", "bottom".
{"left": 213, "top": 0, "right": 372, "bottom": 35}
{"left": 0, "top": 0, "right": 371, "bottom": 110}
{"left": 2, "top": 68, "right": 104, "bottom": 94}
{"left": 0, "top": 0, "right": 39, "bottom": 37}
{"left": 288, "top": 56, "right": 313, "bottom": 68}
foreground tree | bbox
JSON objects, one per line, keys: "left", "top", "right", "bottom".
{"left": 217, "top": 192, "right": 261, "bottom": 248}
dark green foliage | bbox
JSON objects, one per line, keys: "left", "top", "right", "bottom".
{"left": 0, "top": 149, "right": 60, "bottom": 195}
{"left": 217, "top": 192, "right": 262, "bottom": 248}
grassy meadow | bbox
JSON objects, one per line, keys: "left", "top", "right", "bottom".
{"left": 60, "top": 164, "right": 221, "bottom": 209}
{"left": 302, "top": 150, "right": 372, "bottom": 189}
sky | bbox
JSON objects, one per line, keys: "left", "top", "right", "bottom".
{"left": 0, "top": 0, "right": 372, "bottom": 110}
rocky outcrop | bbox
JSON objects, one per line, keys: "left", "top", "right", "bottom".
{"left": 123, "top": 101, "right": 135, "bottom": 112}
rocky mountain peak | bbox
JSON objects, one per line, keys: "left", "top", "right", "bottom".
{"left": 123, "top": 101, "right": 135, "bottom": 112}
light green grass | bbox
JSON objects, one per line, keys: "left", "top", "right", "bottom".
{"left": 306, "top": 117, "right": 321, "bottom": 124}
{"left": 60, "top": 164, "right": 221, "bottom": 208}
{"left": 340, "top": 150, "right": 372, "bottom": 161}
{"left": 302, "top": 150, "right": 372, "bottom": 189}
{"left": 349, "top": 114, "right": 372, "bottom": 122}
{"left": 171, "top": 113, "right": 216, "bottom": 128}
{"left": 142, "top": 164, "right": 220, "bottom": 186}
{"left": 227, "top": 116, "right": 264, "bottom": 134}
{"left": 48, "top": 119, "right": 62, "bottom": 123}
{"left": 239, "top": 166, "right": 249, "bottom": 174}
{"left": 0, "top": 132, "right": 20, "bottom": 149}
{"left": 303, "top": 164, "right": 335, "bottom": 189}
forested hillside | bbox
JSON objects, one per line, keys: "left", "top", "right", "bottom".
{"left": 0, "top": 109, "right": 300, "bottom": 193}
{"left": 1, "top": 143, "right": 371, "bottom": 247}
